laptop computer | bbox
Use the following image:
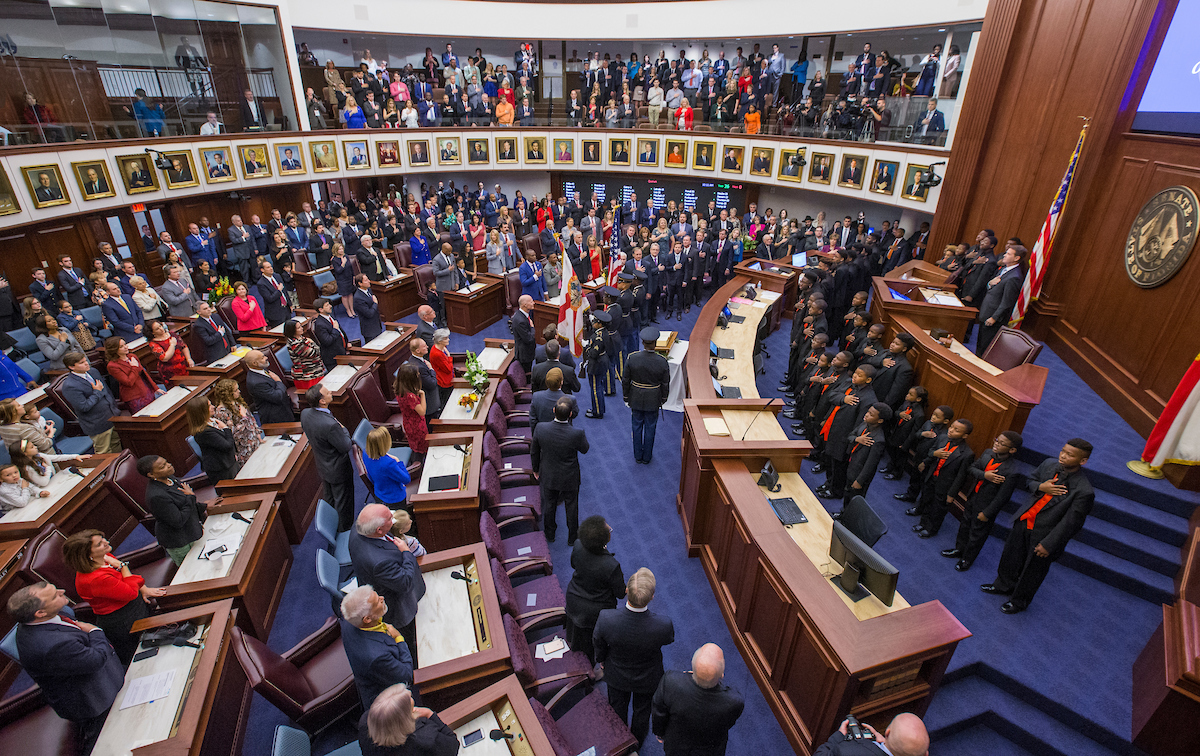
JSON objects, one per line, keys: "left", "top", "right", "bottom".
{"left": 710, "top": 340, "right": 735, "bottom": 360}
{"left": 722, "top": 305, "right": 745, "bottom": 325}
{"left": 712, "top": 376, "right": 741, "bottom": 399}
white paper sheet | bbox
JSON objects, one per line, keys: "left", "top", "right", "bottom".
{"left": 119, "top": 670, "right": 176, "bottom": 710}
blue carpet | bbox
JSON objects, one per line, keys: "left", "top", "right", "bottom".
{"left": 236, "top": 297, "right": 1178, "bottom": 756}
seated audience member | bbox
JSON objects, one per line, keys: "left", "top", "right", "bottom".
{"left": 62, "top": 352, "right": 123, "bottom": 453}
{"left": 147, "top": 319, "right": 193, "bottom": 383}
{"left": 0, "top": 461, "right": 49, "bottom": 512}
{"left": 564, "top": 515, "right": 626, "bottom": 663}
{"left": 105, "top": 336, "right": 162, "bottom": 413}
{"left": 63, "top": 528, "right": 166, "bottom": 665}
{"left": 391, "top": 365, "right": 429, "bottom": 456}
{"left": 6, "top": 581, "right": 124, "bottom": 755}
{"left": 187, "top": 394, "right": 240, "bottom": 483}
{"left": 359, "top": 683, "right": 457, "bottom": 756}
{"left": 8, "top": 438, "right": 84, "bottom": 487}
{"left": 0, "top": 397, "right": 54, "bottom": 452}
{"left": 211, "top": 377, "right": 264, "bottom": 466}
{"left": 285, "top": 318, "right": 327, "bottom": 390}
{"left": 231, "top": 281, "right": 267, "bottom": 332}
{"left": 340, "top": 586, "right": 417, "bottom": 712}
{"left": 363, "top": 425, "right": 414, "bottom": 517}
{"left": 140, "top": 454, "right": 207, "bottom": 564}
{"left": 35, "top": 313, "right": 82, "bottom": 370}
{"left": 812, "top": 713, "right": 929, "bottom": 756}
{"left": 349, "top": 505, "right": 426, "bottom": 665}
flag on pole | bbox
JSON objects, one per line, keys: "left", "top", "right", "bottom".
{"left": 1129, "top": 352, "right": 1200, "bottom": 478}
{"left": 1009, "top": 123, "right": 1089, "bottom": 327}
{"left": 557, "top": 256, "right": 590, "bottom": 357}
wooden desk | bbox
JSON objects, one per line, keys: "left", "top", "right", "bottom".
{"left": 438, "top": 675, "right": 556, "bottom": 756}
{"left": 454, "top": 339, "right": 516, "bottom": 379}
{"left": 0, "top": 456, "right": 131, "bottom": 542}
{"left": 531, "top": 298, "right": 562, "bottom": 345}
{"left": 871, "top": 277, "right": 978, "bottom": 342}
{"left": 92, "top": 599, "right": 251, "bottom": 756}
{"left": 444, "top": 278, "right": 505, "bottom": 335}
{"left": 735, "top": 257, "right": 802, "bottom": 328}
{"left": 320, "top": 356, "right": 378, "bottom": 431}
{"left": 293, "top": 265, "right": 329, "bottom": 309}
{"left": 13, "top": 384, "right": 53, "bottom": 413}
{"left": 349, "top": 323, "right": 417, "bottom": 399}
{"left": 413, "top": 543, "right": 510, "bottom": 708}
{"left": 110, "top": 376, "right": 215, "bottom": 474}
{"left": 189, "top": 337, "right": 279, "bottom": 397}
{"left": 371, "top": 271, "right": 422, "bottom": 320}
{"left": 430, "top": 378, "right": 497, "bottom": 434}
{"left": 244, "top": 310, "right": 317, "bottom": 342}
{"left": 882, "top": 314, "right": 1047, "bottom": 456}
{"left": 681, "top": 276, "right": 971, "bottom": 753}
{"left": 158, "top": 492, "right": 291, "bottom": 640}
{"left": 886, "top": 259, "right": 954, "bottom": 285}
{"left": 410, "top": 432, "right": 483, "bottom": 552}
{"left": 0, "top": 539, "right": 28, "bottom": 693}
{"left": 214, "top": 431, "right": 321, "bottom": 545}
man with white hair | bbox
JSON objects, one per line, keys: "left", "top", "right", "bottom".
{"left": 651, "top": 643, "right": 745, "bottom": 755}
{"left": 348, "top": 504, "right": 426, "bottom": 664}
{"left": 812, "top": 713, "right": 930, "bottom": 756}
{"left": 339, "top": 585, "right": 415, "bottom": 710}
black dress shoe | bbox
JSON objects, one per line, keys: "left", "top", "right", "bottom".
{"left": 894, "top": 493, "right": 917, "bottom": 502}
{"left": 941, "top": 548, "right": 962, "bottom": 559}
{"left": 980, "top": 584, "right": 1012, "bottom": 595}
{"left": 917, "top": 529, "right": 936, "bottom": 539}
{"left": 814, "top": 486, "right": 835, "bottom": 499}
{"left": 546, "top": 533, "right": 556, "bottom": 543}
{"left": 831, "top": 511, "right": 843, "bottom": 520}
{"left": 790, "top": 424, "right": 805, "bottom": 433}
{"left": 882, "top": 472, "right": 901, "bottom": 481}
{"left": 1000, "top": 601, "right": 1026, "bottom": 614}
{"left": 782, "top": 411, "right": 799, "bottom": 420}
{"left": 911, "top": 524, "right": 925, "bottom": 533}
{"left": 955, "top": 560, "right": 973, "bottom": 572}
{"left": 904, "top": 507, "right": 920, "bottom": 516}
{"left": 585, "top": 411, "right": 601, "bottom": 419}
{"left": 650, "top": 318, "right": 660, "bottom": 324}
{"left": 567, "top": 539, "right": 576, "bottom": 547}
{"left": 783, "top": 392, "right": 795, "bottom": 399}
{"left": 810, "top": 464, "right": 824, "bottom": 474}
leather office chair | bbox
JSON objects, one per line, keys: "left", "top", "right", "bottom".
{"left": 348, "top": 371, "right": 403, "bottom": 428}
{"left": 487, "top": 403, "right": 532, "bottom": 450}
{"left": 493, "top": 380, "right": 530, "bottom": 427}
{"left": 503, "top": 615, "right": 593, "bottom": 709}
{"left": 229, "top": 618, "right": 357, "bottom": 733}
{"left": 523, "top": 233, "right": 542, "bottom": 259}
{"left": 391, "top": 241, "right": 412, "bottom": 269}
{"left": 491, "top": 558, "right": 565, "bottom": 635}
{"left": 39, "top": 407, "right": 92, "bottom": 456}
{"left": 0, "top": 688, "right": 78, "bottom": 756}
{"left": 480, "top": 512, "right": 551, "bottom": 579}
{"left": 503, "top": 269, "right": 523, "bottom": 315}
{"left": 45, "top": 373, "right": 82, "bottom": 435}
{"left": 9, "top": 328, "right": 43, "bottom": 364}
{"left": 506, "top": 362, "right": 533, "bottom": 403}
{"left": 529, "top": 693, "right": 638, "bottom": 756}
{"left": 270, "top": 724, "right": 362, "bottom": 756}
{"left": 104, "top": 449, "right": 156, "bottom": 532}
{"left": 981, "top": 327, "right": 1043, "bottom": 370}
{"left": 479, "top": 459, "right": 542, "bottom": 525}
{"left": 412, "top": 264, "right": 436, "bottom": 300}
{"left": 216, "top": 295, "right": 238, "bottom": 334}
{"left": 841, "top": 496, "right": 888, "bottom": 548}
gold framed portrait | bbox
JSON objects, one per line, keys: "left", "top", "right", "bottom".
{"left": 720, "top": 146, "right": 744, "bottom": 173}
{"left": 71, "top": 160, "right": 116, "bottom": 200}
{"left": 581, "top": 140, "right": 602, "bottom": 165}
{"left": 237, "top": 144, "right": 272, "bottom": 180}
{"left": 162, "top": 150, "right": 198, "bottom": 189}
{"left": 116, "top": 155, "right": 160, "bottom": 194}
{"left": 344, "top": 140, "right": 370, "bottom": 170}
{"left": 310, "top": 140, "right": 339, "bottom": 172}
{"left": 22, "top": 164, "right": 69, "bottom": 209}
{"left": 525, "top": 137, "right": 547, "bottom": 164}
{"left": 901, "top": 164, "right": 931, "bottom": 202}
{"left": 275, "top": 143, "right": 306, "bottom": 176}
{"left": 407, "top": 139, "right": 431, "bottom": 167}
{"left": 609, "top": 138, "right": 631, "bottom": 166}
{"left": 553, "top": 139, "right": 574, "bottom": 164}
{"left": 748, "top": 147, "right": 774, "bottom": 177}
{"left": 778, "top": 147, "right": 806, "bottom": 182}
{"left": 467, "top": 138, "right": 490, "bottom": 164}
{"left": 664, "top": 140, "right": 687, "bottom": 168}
{"left": 437, "top": 137, "right": 461, "bottom": 166}
{"left": 870, "top": 160, "right": 899, "bottom": 195}
{"left": 201, "top": 147, "right": 235, "bottom": 184}
{"left": 636, "top": 138, "right": 658, "bottom": 167}
{"left": 692, "top": 141, "right": 716, "bottom": 171}
{"left": 838, "top": 153, "right": 868, "bottom": 190}
{"left": 377, "top": 140, "right": 401, "bottom": 167}
{"left": 0, "top": 163, "right": 20, "bottom": 216}
{"left": 495, "top": 137, "right": 518, "bottom": 164}
{"left": 808, "top": 152, "right": 834, "bottom": 184}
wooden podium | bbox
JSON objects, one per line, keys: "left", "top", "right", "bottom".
{"left": 438, "top": 675, "right": 558, "bottom": 756}
{"left": 319, "top": 356, "right": 378, "bottom": 431}
{"left": 454, "top": 339, "right": 516, "bottom": 379}
{"left": 110, "top": 376, "right": 215, "bottom": 474}
{"left": 371, "top": 271, "right": 422, "bottom": 320}
{"left": 410, "top": 431, "right": 484, "bottom": 552}
{"left": 431, "top": 378, "right": 498, "bottom": 434}
{"left": 735, "top": 257, "right": 804, "bottom": 319}
{"left": 871, "top": 276, "right": 978, "bottom": 342}
{"left": 214, "top": 429, "right": 321, "bottom": 545}
{"left": 885, "top": 259, "right": 955, "bottom": 285}
{"left": 0, "top": 455, "right": 130, "bottom": 542}
{"left": 445, "top": 278, "right": 505, "bottom": 335}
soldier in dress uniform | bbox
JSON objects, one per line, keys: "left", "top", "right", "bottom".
{"left": 623, "top": 327, "right": 671, "bottom": 465}
{"left": 583, "top": 310, "right": 612, "bottom": 419}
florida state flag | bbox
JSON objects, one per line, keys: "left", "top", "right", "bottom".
{"left": 1129, "top": 352, "right": 1200, "bottom": 478}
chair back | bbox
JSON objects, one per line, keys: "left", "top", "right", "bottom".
{"left": 391, "top": 241, "right": 412, "bottom": 268}
{"left": 478, "top": 460, "right": 501, "bottom": 511}
{"left": 272, "top": 345, "right": 294, "bottom": 377}
{"left": 526, "top": 698, "right": 575, "bottom": 755}
{"left": 842, "top": 495, "right": 888, "bottom": 548}
{"left": 479, "top": 512, "right": 503, "bottom": 560}
{"left": 38, "top": 407, "right": 65, "bottom": 442}
{"left": 412, "top": 264, "right": 436, "bottom": 299}
{"left": 486, "top": 403, "right": 508, "bottom": 437}
{"left": 506, "top": 361, "right": 528, "bottom": 392}
{"left": 9, "top": 328, "right": 38, "bottom": 357}
{"left": 229, "top": 625, "right": 315, "bottom": 720}
{"left": 16, "top": 358, "right": 42, "bottom": 384}
{"left": 495, "top": 380, "right": 517, "bottom": 414}
{"left": 502, "top": 614, "right": 536, "bottom": 685}
{"left": 216, "top": 296, "right": 238, "bottom": 333}
{"left": 17, "top": 523, "right": 86, "bottom": 604}
{"left": 351, "top": 418, "right": 373, "bottom": 451}
{"left": 349, "top": 371, "right": 388, "bottom": 424}
{"left": 81, "top": 306, "right": 106, "bottom": 331}
{"left": 314, "top": 499, "right": 339, "bottom": 549}
{"left": 980, "top": 327, "right": 1043, "bottom": 370}
{"left": 312, "top": 271, "right": 336, "bottom": 296}
{"left": 482, "top": 431, "right": 505, "bottom": 472}
{"left": 103, "top": 449, "right": 154, "bottom": 529}
{"left": 187, "top": 436, "right": 201, "bottom": 459}
{"left": 490, "top": 557, "right": 519, "bottom": 616}
{"left": 503, "top": 269, "right": 522, "bottom": 314}
{"left": 0, "top": 626, "right": 18, "bottom": 663}
{"left": 270, "top": 725, "right": 313, "bottom": 756}
{"left": 46, "top": 372, "right": 78, "bottom": 422}
{"left": 315, "top": 549, "right": 345, "bottom": 605}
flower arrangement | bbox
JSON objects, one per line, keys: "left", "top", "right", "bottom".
{"left": 207, "top": 276, "right": 235, "bottom": 305}
{"left": 462, "top": 351, "right": 490, "bottom": 393}
{"left": 458, "top": 392, "right": 480, "bottom": 410}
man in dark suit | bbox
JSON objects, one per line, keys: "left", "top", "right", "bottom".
{"left": 623, "top": 328, "right": 671, "bottom": 464}
{"left": 534, "top": 327, "right": 576, "bottom": 370}
{"left": 405, "top": 338, "right": 441, "bottom": 423}
{"left": 300, "top": 384, "right": 355, "bottom": 531}
{"left": 312, "top": 298, "right": 349, "bottom": 370}
{"left": 813, "top": 713, "right": 930, "bottom": 756}
{"left": 243, "top": 350, "right": 294, "bottom": 425}
{"left": 511, "top": 295, "right": 537, "bottom": 374}
{"left": 308, "top": 223, "right": 334, "bottom": 268}
{"left": 97, "top": 242, "right": 122, "bottom": 275}
{"left": 594, "top": 568, "right": 675, "bottom": 745}
{"left": 339, "top": 585, "right": 415, "bottom": 710}
{"left": 974, "top": 245, "right": 1027, "bottom": 356}
{"left": 357, "top": 236, "right": 389, "bottom": 282}
{"left": 529, "top": 367, "right": 578, "bottom": 435}
{"left": 651, "top": 643, "right": 745, "bottom": 756}
{"left": 530, "top": 397, "right": 589, "bottom": 544}
{"left": 255, "top": 261, "right": 292, "bottom": 328}
{"left": 239, "top": 88, "right": 263, "bottom": 131}
{"left": 55, "top": 255, "right": 90, "bottom": 310}
{"left": 414, "top": 305, "right": 438, "bottom": 348}
{"left": 226, "top": 215, "right": 255, "bottom": 283}
{"left": 531, "top": 339, "right": 580, "bottom": 393}
{"left": 28, "top": 268, "right": 58, "bottom": 313}
{"left": 348, "top": 505, "right": 426, "bottom": 664}
{"left": 982, "top": 438, "right": 1094, "bottom": 614}
{"left": 354, "top": 274, "right": 383, "bottom": 342}
{"left": 8, "top": 581, "right": 125, "bottom": 755}
{"left": 194, "top": 301, "right": 235, "bottom": 363}
{"left": 101, "top": 281, "right": 144, "bottom": 341}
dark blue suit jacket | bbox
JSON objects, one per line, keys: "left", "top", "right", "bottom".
{"left": 353, "top": 289, "right": 383, "bottom": 342}
{"left": 347, "top": 532, "right": 426, "bottom": 628}
{"left": 594, "top": 605, "right": 675, "bottom": 693}
{"left": 102, "top": 294, "right": 144, "bottom": 341}
{"left": 15, "top": 620, "right": 124, "bottom": 720}
{"left": 338, "top": 620, "right": 414, "bottom": 710}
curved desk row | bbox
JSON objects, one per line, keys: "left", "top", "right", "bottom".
{"left": 680, "top": 274, "right": 970, "bottom": 754}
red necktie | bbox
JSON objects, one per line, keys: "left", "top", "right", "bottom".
{"left": 820, "top": 388, "right": 853, "bottom": 440}
{"left": 974, "top": 458, "right": 1002, "bottom": 493}
{"left": 933, "top": 442, "right": 958, "bottom": 476}
{"left": 1020, "top": 474, "right": 1060, "bottom": 530}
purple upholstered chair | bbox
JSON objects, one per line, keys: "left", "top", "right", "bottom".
{"left": 506, "top": 361, "right": 533, "bottom": 403}
{"left": 529, "top": 693, "right": 638, "bottom": 756}
{"left": 503, "top": 615, "right": 593, "bottom": 709}
{"left": 479, "top": 460, "right": 542, "bottom": 525}
{"left": 491, "top": 558, "right": 566, "bottom": 635}
{"left": 495, "top": 380, "right": 531, "bottom": 427}
{"left": 484, "top": 431, "right": 534, "bottom": 476}
{"left": 480, "top": 512, "right": 552, "bottom": 578}
{"left": 487, "top": 404, "right": 532, "bottom": 454}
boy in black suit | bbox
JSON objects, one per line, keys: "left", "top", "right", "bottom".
{"left": 894, "top": 405, "right": 954, "bottom": 502}
{"left": 815, "top": 364, "right": 877, "bottom": 500}
{"left": 839, "top": 401, "right": 892, "bottom": 513}
{"left": 882, "top": 387, "right": 928, "bottom": 479}
{"left": 912, "top": 418, "right": 975, "bottom": 537}
{"left": 944, "top": 430, "right": 1023, "bottom": 571}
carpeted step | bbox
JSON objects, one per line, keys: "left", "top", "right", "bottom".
{"left": 1073, "top": 515, "right": 1181, "bottom": 578}
{"left": 926, "top": 674, "right": 1130, "bottom": 756}
{"left": 930, "top": 724, "right": 1037, "bottom": 756}
{"left": 1089, "top": 489, "right": 1190, "bottom": 548}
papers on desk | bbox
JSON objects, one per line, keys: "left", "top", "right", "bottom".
{"left": 387, "top": 271, "right": 409, "bottom": 281}
{"left": 536, "top": 636, "right": 569, "bottom": 661}
{"left": 268, "top": 316, "right": 308, "bottom": 334}
{"left": 15, "top": 385, "right": 46, "bottom": 405}
{"left": 236, "top": 436, "right": 295, "bottom": 479}
{"left": 919, "top": 287, "right": 964, "bottom": 307}
{"left": 320, "top": 364, "right": 359, "bottom": 392}
{"left": 125, "top": 337, "right": 148, "bottom": 350}
{"left": 758, "top": 290, "right": 781, "bottom": 302}
{"left": 362, "top": 330, "right": 403, "bottom": 350}
{"left": 340, "top": 577, "right": 360, "bottom": 594}
{"left": 477, "top": 347, "right": 509, "bottom": 370}
{"left": 458, "top": 282, "right": 487, "bottom": 293}
{"left": 134, "top": 385, "right": 193, "bottom": 417}
{"left": 201, "top": 532, "right": 242, "bottom": 561}
{"left": 119, "top": 670, "right": 175, "bottom": 710}
{"left": 751, "top": 301, "right": 767, "bottom": 309}
{"left": 207, "top": 351, "right": 244, "bottom": 369}
{"left": 704, "top": 418, "right": 731, "bottom": 436}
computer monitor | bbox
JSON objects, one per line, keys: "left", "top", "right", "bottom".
{"left": 746, "top": 262, "right": 762, "bottom": 271}
{"left": 829, "top": 521, "right": 899, "bottom": 606}
{"left": 721, "top": 305, "right": 732, "bottom": 320}
{"left": 709, "top": 340, "right": 718, "bottom": 357}
{"left": 791, "top": 252, "right": 807, "bottom": 268}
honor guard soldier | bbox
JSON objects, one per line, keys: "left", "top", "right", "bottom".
{"left": 584, "top": 310, "right": 612, "bottom": 419}
{"left": 623, "top": 327, "right": 671, "bottom": 465}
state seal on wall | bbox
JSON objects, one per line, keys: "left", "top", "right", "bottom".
{"left": 1125, "top": 185, "right": 1198, "bottom": 288}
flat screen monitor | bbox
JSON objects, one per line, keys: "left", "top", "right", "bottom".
{"left": 792, "top": 253, "right": 807, "bottom": 267}
{"left": 709, "top": 339, "right": 718, "bottom": 357}
{"left": 1131, "top": 2, "right": 1200, "bottom": 137}
{"left": 829, "top": 521, "right": 899, "bottom": 606}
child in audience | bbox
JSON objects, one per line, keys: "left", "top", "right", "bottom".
{"left": 390, "top": 509, "right": 426, "bottom": 557}
{"left": 0, "top": 462, "right": 49, "bottom": 512}
{"left": 8, "top": 439, "right": 85, "bottom": 487}
{"left": 894, "top": 405, "right": 955, "bottom": 504}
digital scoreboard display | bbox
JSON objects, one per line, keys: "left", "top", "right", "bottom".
{"left": 562, "top": 173, "right": 747, "bottom": 212}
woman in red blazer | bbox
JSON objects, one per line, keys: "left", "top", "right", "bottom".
{"left": 105, "top": 336, "right": 162, "bottom": 412}
{"left": 429, "top": 329, "right": 455, "bottom": 412}
{"left": 676, "top": 99, "right": 694, "bottom": 130}
{"left": 230, "top": 281, "right": 267, "bottom": 332}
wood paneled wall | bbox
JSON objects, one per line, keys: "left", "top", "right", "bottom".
{"left": 930, "top": 0, "right": 1198, "bottom": 436}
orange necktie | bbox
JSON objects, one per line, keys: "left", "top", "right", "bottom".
{"left": 933, "top": 442, "right": 959, "bottom": 476}
{"left": 820, "top": 388, "right": 853, "bottom": 439}
{"left": 974, "top": 458, "right": 1002, "bottom": 493}
{"left": 1020, "top": 474, "right": 1060, "bottom": 530}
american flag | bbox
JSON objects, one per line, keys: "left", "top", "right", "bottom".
{"left": 1009, "top": 124, "right": 1090, "bottom": 327}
